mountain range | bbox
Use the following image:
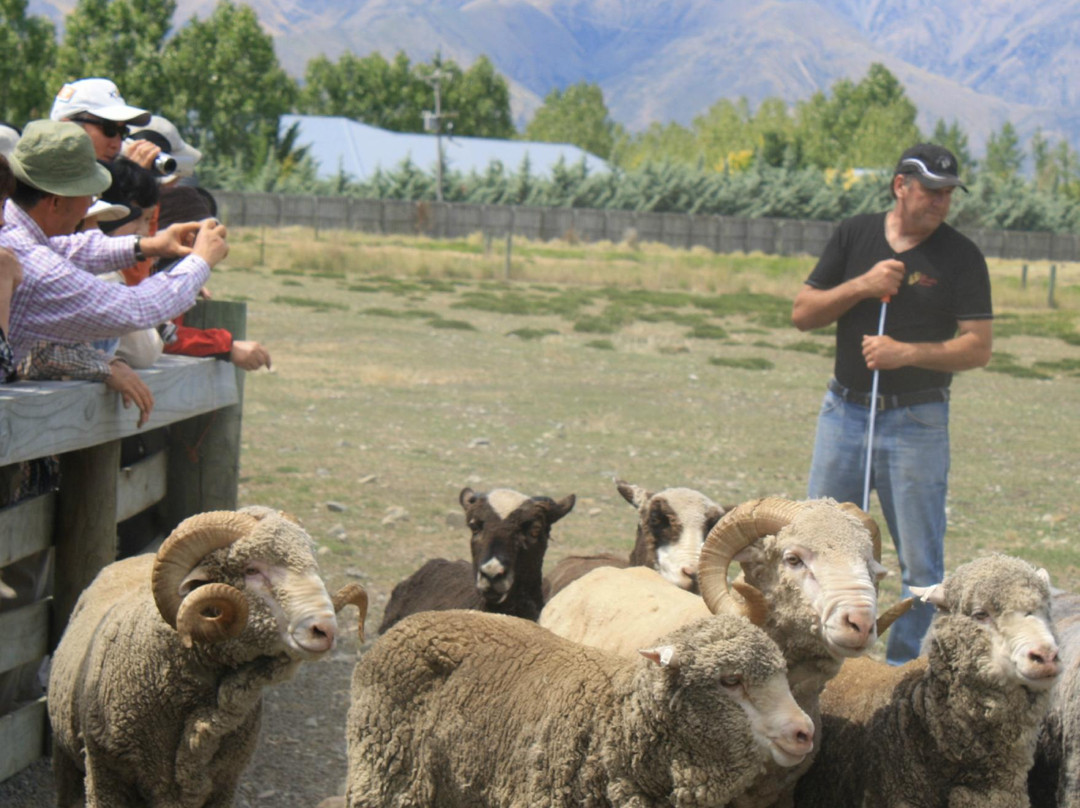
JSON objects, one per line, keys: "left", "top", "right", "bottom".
{"left": 28, "top": 0, "right": 1080, "bottom": 157}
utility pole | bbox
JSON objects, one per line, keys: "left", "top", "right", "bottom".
{"left": 423, "top": 68, "right": 456, "bottom": 203}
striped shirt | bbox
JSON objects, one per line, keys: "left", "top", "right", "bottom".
{"left": 1, "top": 199, "right": 210, "bottom": 363}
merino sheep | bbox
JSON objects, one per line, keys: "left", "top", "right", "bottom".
{"left": 377, "top": 486, "right": 574, "bottom": 633}
{"left": 795, "top": 553, "right": 1061, "bottom": 808}
{"left": 346, "top": 609, "right": 815, "bottom": 807}
{"left": 47, "top": 507, "right": 368, "bottom": 808}
{"left": 1030, "top": 591, "right": 1080, "bottom": 808}
{"left": 541, "top": 496, "right": 893, "bottom": 808}
{"left": 543, "top": 478, "right": 725, "bottom": 599}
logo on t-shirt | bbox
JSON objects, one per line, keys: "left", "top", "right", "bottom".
{"left": 907, "top": 271, "right": 938, "bottom": 288}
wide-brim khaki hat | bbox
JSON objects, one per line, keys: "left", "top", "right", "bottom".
{"left": 8, "top": 120, "right": 112, "bottom": 197}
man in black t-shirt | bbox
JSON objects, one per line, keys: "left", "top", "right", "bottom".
{"left": 792, "top": 143, "right": 993, "bottom": 665}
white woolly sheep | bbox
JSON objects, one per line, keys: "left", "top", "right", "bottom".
{"left": 377, "top": 486, "right": 575, "bottom": 633}
{"left": 47, "top": 506, "right": 368, "bottom": 808}
{"left": 1030, "top": 591, "right": 1080, "bottom": 808}
{"left": 345, "top": 609, "right": 815, "bottom": 807}
{"left": 543, "top": 478, "right": 725, "bottom": 599}
{"left": 795, "top": 553, "right": 1061, "bottom": 808}
{"left": 540, "top": 496, "right": 895, "bottom": 808}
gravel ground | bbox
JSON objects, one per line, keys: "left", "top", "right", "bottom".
{"left": 0, "top": 612, "right": 368, "bottom": 808}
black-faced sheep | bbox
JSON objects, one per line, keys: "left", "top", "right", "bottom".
{"left": 1030, "top": 591, "right": 1080, "bottom": 808}
{"left": 376, "top": 486, "right": 575, "bottom": 634}
{"left": 346, "top": 609, "right": 815, "bottom": 807}
{"left": 540, "top": 496, "right": 891, "bottom": 808}
{"left": 543, "top": 478, "right": 724, "bottom": 600}
{"left": 47, "top": 507, "right": 368, "bottom": 808}
{"left": 795, "top": 553, "right": 1061, "bottom": 808}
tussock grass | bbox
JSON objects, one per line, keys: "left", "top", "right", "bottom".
{"left": 708, "top": 356, "right": 775, "bottom": 370}
{"left": 686, "top": 324, "right": 729, "bottom": 340}
{"left": 507, "top": 328, "right": 560, "bottom": 340}
{"left": 271, "top": 295, "right": 349, "bottom": 312}
{"left": 585, "top": 339, "right": 616, "bottom": 350}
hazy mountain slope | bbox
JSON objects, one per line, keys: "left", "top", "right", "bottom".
{"left": 27, "top": 0, "right": 1079, "bottom": 151}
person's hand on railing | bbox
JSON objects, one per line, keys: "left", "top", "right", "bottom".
{"left": 105, "top": 359, "right": 154, "bottom": 428}
{"left": 228, "top": 340, "right": 271, "bottom": 371}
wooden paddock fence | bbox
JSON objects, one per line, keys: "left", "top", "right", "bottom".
{"left": 212, "top": 191, "right": 1080, "bottom": 262}
{"left": 0, "top": 301, "right": 246, "bottom": 783}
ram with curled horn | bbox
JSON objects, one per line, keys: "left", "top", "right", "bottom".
{"left": 540, "top": 496, "right": 908, "bottom": 808}
{"left": 48, "top": 506, "right": 368, "bottom": 808}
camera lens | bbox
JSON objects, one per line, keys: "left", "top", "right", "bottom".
{"left": 153, "top": 153, "right": 178, "bottom": 174}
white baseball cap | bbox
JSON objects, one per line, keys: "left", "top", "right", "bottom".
{"left": 85, "top": 198, "right": 131, "bottom": 222}
{"left": 128, "top": 115, "right": 202, "bottom": 172}
{"left": 50, "top": 78, "right": 151, "bottom": 125}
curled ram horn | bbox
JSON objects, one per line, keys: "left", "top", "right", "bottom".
{"left": 332, "top": 583, "right": 370, "bottom": 643}
{"left": 152, "top": 510, "right": 259, "bottom": 631}
{"left": 875, "top": 597, "right": 916, "bottom": 636}
{"left": 699, "top": 497, "right": 805, "bottom": 625}
{"left": 175, "top": 582, "right": 249, "bottom": 648}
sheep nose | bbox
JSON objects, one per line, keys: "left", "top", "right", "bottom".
{"left": 775, "top": 716, "right": 815, "bottom": 758}
{"left": 293, "top": 614, "right": 336, "bottom": 654}
{"left": 1026, "top": 643, "right": 1061, "bottom": 678}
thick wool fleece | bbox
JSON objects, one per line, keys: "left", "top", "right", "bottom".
{"left": 346, "top": 610, "right": 788, "bottom": 808}
{"left": 795, "top": 555, "right": 1056, "bottom": 808}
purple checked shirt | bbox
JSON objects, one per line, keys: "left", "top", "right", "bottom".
{"left": 0, "top": 199, "right": 210, "bottom": 363}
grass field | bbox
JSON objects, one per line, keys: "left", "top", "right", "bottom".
{"left": 215, "top": 226, "right": 1080, "bottom": 636}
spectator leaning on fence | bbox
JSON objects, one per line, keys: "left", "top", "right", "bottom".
{"left": 0, "top": 155, "right": 22, "bottom": 383}
{"left": 0, "top": 120, "right": 229, "bottom": 425}
{"left": 791, "top": 143, "right": 993, "bottom": 665}
{"left": 50, "top": 77, "right": 162, "bottom": 169}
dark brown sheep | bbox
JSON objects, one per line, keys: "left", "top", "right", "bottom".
{"left": 377, "top": 487, "right": 575, "bottom": 634}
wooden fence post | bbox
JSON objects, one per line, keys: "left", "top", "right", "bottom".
{"left": 162, "top": 300, "right": 246, "bottom": 533}
{"left": 1021, "top": 263, "right": 1028, "bottom": 289}
{"left": 51, "top": 440, "right": 120, "bottom": 644}
{"left": 1048, "top": 264, "right": 1057, "bottom": 309}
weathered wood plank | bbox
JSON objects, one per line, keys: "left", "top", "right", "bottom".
{"left": 0, "top": 699, "right": 46, "bottom": 783}
{"left": 0, "top": 355, "right": 238, "bottom": 466}
{"left": 0, "top": 600, "right": 48, "bottom": 675}
{"left": 0, "top": 492, "right": 54, "bottom": 567}
{"left": 117, "top": 448, "right": 168, "bottom": 523}
{"left": 52, "top": 441, "right": 120, "bottom": 645}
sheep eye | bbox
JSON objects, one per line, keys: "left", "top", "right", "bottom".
{"left": 244, "top": 566, "right": 260, "bottom": 577}
{"left": 783, "top": 553, "right": 804, "bottom": 569}
{"left": 971, "top": 609, "right": 991, "bottom": 622}
{"left": 720, "top": 675, "right": 742, "bottom": 688}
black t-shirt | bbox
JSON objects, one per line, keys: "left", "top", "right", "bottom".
{"left": 805, "top": 212, "right": 993, "bottom": 394}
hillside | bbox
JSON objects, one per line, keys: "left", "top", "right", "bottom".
{"left": 28, "top": 0, "right": 1080, "bottom": 152}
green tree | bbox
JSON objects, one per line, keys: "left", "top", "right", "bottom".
{"left": 161, "top": 0, "right": 297, "bottom": 168}
{"left": 437, "top": 55, "right": 514, "bottom": 139}
{"left": 300, "top": 51, "right": 513, "bottom": 138}
{"left": 524, "top": 81, "right": 616, "bottom": 160}
{"left": 0, "top": 0, "right": 56, "bottom": 123}
{"left": 983, "top": 121, "right": 1023, "bottom": 179}
{"left": 794, "top": 63, "right": 921, "bottom": 169}
{"left": 52, "top": 0, "right": 175, "bottom": 109}
{"left": 300, "top": 51, "right": 427, "bottom": 131}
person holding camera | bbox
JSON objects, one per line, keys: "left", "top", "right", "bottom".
{"left": 0, "top": 120, "right": 229, "bottom": 426}
{"left": 50, "top": 78, "right": 157, "bottom": 165}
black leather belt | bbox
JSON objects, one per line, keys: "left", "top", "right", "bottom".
{"left": 828, "top": 378, "right": 949, "bottom": 411}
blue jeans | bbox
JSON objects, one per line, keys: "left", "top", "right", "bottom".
{"left": 807, "top": 385, "right": 949, "bottom": 665}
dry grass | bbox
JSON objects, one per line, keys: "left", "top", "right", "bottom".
{"left": 217, "top": 226, "right": 1080, "bottom": 640}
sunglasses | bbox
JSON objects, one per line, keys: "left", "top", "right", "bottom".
{"left": 70, "top": 116, "right": 130, "bottom": 139}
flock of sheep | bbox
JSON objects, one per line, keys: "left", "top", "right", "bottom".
{"left": 40, "top": 481, "right": 1080, "bottom": 807}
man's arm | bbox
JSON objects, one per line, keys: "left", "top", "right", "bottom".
{"left": 861, "top": 318, "right": 993, "bottom": 373}
{"left": 791, "top": 258, "right": 906, "bottom": 331}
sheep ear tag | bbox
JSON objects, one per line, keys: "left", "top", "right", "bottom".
{"left": 639, "top": 645, "right": 678, "bottom": 669}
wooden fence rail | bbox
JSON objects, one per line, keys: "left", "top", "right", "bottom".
{"left": 0, "top": 300, "right": 246, "bottom": 783}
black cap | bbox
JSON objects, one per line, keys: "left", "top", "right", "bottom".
{"left": 895, "top": 143, "right": 967, "bottom": 192}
